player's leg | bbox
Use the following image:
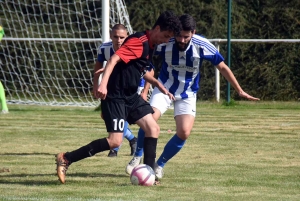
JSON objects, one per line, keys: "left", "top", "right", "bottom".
{"left": 123, "top": 124, "right": 138, "bottom": 156}
{"left": 155, "top": 97, "right": 196, "bottom": 179}
{"left": 0, "top": 81, "right": 9, "bottom": 114}
{"left": 135, "top": 113, "right": 159, "bottom": 171}
{"left": 108, "top": 121, "right": 129, "bottom": 157}
{"left": 55, "top": 99, "right": 125, "bottom": 184}
{"left": 134, "top": 87, "right": 171, "bottom": 157}
{"left": 126, "top": 96, "right": 160, "bottom": 171}
{"left": 108, "top": 122, "right": 137, "bottom": 157}
{"left": 126, "top": 88, "right": 170, "bottom": 174}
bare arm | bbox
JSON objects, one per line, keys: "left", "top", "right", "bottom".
{"left": 143, "top": 71, "right": 175, "bottom": 101}
{"left": 93, "top": 61, "right": 104, "bottom": 98}
{"left": 140, "top": 68, "right": 154, "bottom": 101}
{"left": 216, "top": 61, "right": 260, "bottom": 101}
{"left": 96, "top": 54, "right": 121, "bottom": 100}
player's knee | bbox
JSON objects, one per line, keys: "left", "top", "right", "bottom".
{"left": 176, "top": 130, "right": 190, "bottom": 140}
{"left": 107, "top": 138, "right": 122, "bottom": 149}
{"left": 145, "top": 124, "right": 160, "bottom": 137}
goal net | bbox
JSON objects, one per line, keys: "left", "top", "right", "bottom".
{"left": 0, "top": 0, "right": 133, "bottom": 107}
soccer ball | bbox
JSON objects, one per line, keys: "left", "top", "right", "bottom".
{"left": 130, "top": 164, "right": 155, "bottom": 186}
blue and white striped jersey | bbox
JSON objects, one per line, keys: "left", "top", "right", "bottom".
{"left": 97, "top": 41, "right": 115, "bottom": 62}
{"left": 155, "top": 34, "right": 224, "bottom": 100}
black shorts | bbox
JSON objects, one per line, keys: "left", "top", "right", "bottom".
{"left": 101, "top": 96, "right": 154, "bottom": 132}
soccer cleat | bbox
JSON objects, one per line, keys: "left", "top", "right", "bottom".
{"left": 107, "top": 150, "right": 118, "bottom": 157}
{"left": 1, "top": 110, "right": 9, "bottom": 114}
{"left": 129, "top": 137, "right": 137, "bottom": 156}
{"left": 55, "top": 152, "right": 69, "bottom": 184}
{"left": 125, "top": 156, "right": 141, "bottom": 175}
{"left": 154, "top": 163, "right": 164, "bottom": 179}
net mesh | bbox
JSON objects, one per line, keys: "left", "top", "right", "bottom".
{"left": 0, "top": 0, "right": 133, "bottom": 106}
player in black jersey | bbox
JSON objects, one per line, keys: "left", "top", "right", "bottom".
{"left": 55, "top": 10, "right": 182, "bottom": 184}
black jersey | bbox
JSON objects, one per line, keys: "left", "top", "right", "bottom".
{"left": 106, "top": 31, "right": 152, "bottom": 101}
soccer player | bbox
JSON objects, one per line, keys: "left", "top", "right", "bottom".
{"left": 0, "top": 26, "right": 9, "bottom": 114}
{"left": 55, "top": 10, "right": 182, "bottom": 184}
{"left": 93, "top": 24, "right": 137, "bottom": 157}
{"left": 125, "top": 14, "right": 260, "bottom": 179}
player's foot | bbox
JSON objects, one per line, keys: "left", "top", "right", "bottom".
{"left": 129, "top": 137, "right": 137, "bottom": 156}
{"left": 125, "top": 156, "right": 141, "bottom": 175}
{"left": 107, "top": 150, "right": 118, "bottom": 157}
{"left": 55, "top": 152, "right": 69, "bottom": 184}
{"left": 154, "top": 163, "right": 164, "bottom": 179}
{"left": 1, "top": 110, "right": 9, "bottom": 114}
{"left": 154, "top": 179, "right": 161, "bottom": 185}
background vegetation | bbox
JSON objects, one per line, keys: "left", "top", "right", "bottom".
{"left": 0, "top": 0, "right": 299, "bottom": 101}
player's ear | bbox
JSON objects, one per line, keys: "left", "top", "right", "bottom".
{"left": 192, "top": 30, "right": 196, "bottom": 35}
{"left": 154, "top": 25, "right": 160, "bottom": 32}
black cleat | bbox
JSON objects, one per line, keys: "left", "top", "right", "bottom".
{"left": 129, "top": 137, "right": 137, "bottom": 156}
{"left": 107, "top": 150, "right": 118, "bottom": 157}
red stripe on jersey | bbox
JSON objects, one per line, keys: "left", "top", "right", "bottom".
{"left": 115, "top": 38, "right": 143, "bottom": 64}
{"left": 139, "top": 35, "right": 147, "bottom": 42}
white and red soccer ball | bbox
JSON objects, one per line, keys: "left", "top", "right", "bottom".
{"left": 130, "top": 164, "right": 155, "bottom": 186}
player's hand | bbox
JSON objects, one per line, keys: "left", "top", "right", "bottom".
{"left": 97, "top": 84, "right": 107, "bottom": 100}
{"left": 165, "top": 91, "right": 175, "bottom": 101}
{"left": 239, "top": 91, "right": 260, "bottom": 101}
{"left": 94, "top": 68, "right": 105, "bottom": 75}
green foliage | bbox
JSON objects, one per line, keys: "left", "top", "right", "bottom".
{"left": 127, "top": 0, "right": 300, "bottom": 101}
{"left": 1, "top": 0, "right": 299, "bottom": 101}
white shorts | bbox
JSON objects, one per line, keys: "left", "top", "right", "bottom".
{"left": 149, "top": 87, "right": 196, "bottom": 117}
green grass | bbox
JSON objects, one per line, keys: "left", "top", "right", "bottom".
{"left": 0, "top": 101, "right": 299, "bottom": 201}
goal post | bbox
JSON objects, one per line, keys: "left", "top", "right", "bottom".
{"left": 0, "top": 0, "right": 133, "bottom": 107}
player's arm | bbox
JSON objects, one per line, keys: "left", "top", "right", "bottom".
{"left": 216, "top": 61, "right": 260, "bottom": 101}
{"left": 93, "top": 61, "right": 104, "bottom": 98}
{"left": 143, "top": 71, "right": 175, "bottom": 101}
{"left": 140, "top": 68, "right": 154, "bottom": 101}
{"left": 97, "top": 37, "right": 143, "bottom": 100}
{"left": 97, "top": 54, "right": 121, "bottom": 100}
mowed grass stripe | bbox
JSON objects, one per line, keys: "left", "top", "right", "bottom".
{"left": 0, "top": 101, "right": 299, "bottom": 201}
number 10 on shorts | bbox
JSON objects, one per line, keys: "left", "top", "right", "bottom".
{"left": 113, "top": 119, "right": 125, "bottom": 131}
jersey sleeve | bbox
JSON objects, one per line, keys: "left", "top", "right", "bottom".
{"left": 115, "top": 38, "right": 143, "bottom": 63}
{"left": 97, "top": 45, "right": 106, "bottom": 62}
{"left": 200, "top": 38, "right": 224, "bottom": 65}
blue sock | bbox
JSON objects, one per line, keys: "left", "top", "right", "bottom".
{"left": 124, "top": 127, "right": 135, "bottom": 141}
{"left": 134, "top": 128, "right": 145, "bottom": 157}
{"left": 157, "top": 134, "right": 186, "bottom": 168}
{"left": 112, "top": 121, "right": 129, "bottom": 152}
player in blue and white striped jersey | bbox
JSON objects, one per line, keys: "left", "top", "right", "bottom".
{"left": 93, "top": 24, "right": 137, "bottom": 157}
{"left": 126, "top": 14, "right": 259, "bottom": 179}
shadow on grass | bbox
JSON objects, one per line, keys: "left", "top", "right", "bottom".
{"left": 0, "top": 152, "right": 55, "bottom": 156}
{"left": 0, "top": 172, "right": 128, "bottom": 185}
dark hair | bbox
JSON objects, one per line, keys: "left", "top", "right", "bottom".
{"left": 179, "top": 14, "right": 196, "bottom": 32}
{"left": 152, "top": 10, "right": 181, "bottom": 36}
{"left": 111, "top": 24, "right": 127, "bottom": 31}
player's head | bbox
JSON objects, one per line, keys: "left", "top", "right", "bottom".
{"left": 110, "top": 24, "right": 128, "bottom": 50}
{"left": 175, "top": 14, "right": 196, "bottom": 51}
{"left": 150, "top": 10, "right": 181, "bottom": 46}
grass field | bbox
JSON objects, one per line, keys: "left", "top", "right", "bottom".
{"left": 0, "top": 101, "right": 299, "bottom": 201}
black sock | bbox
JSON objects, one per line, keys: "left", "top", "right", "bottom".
{"left": 143, "top": 137, "right": 157, "bottom": 170}
{"left": 64, "top": 138, "right": 110, "bottom": 163}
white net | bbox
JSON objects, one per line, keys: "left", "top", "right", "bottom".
{"left": 0, "top": 0, "right": 133, "bottom": 107}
